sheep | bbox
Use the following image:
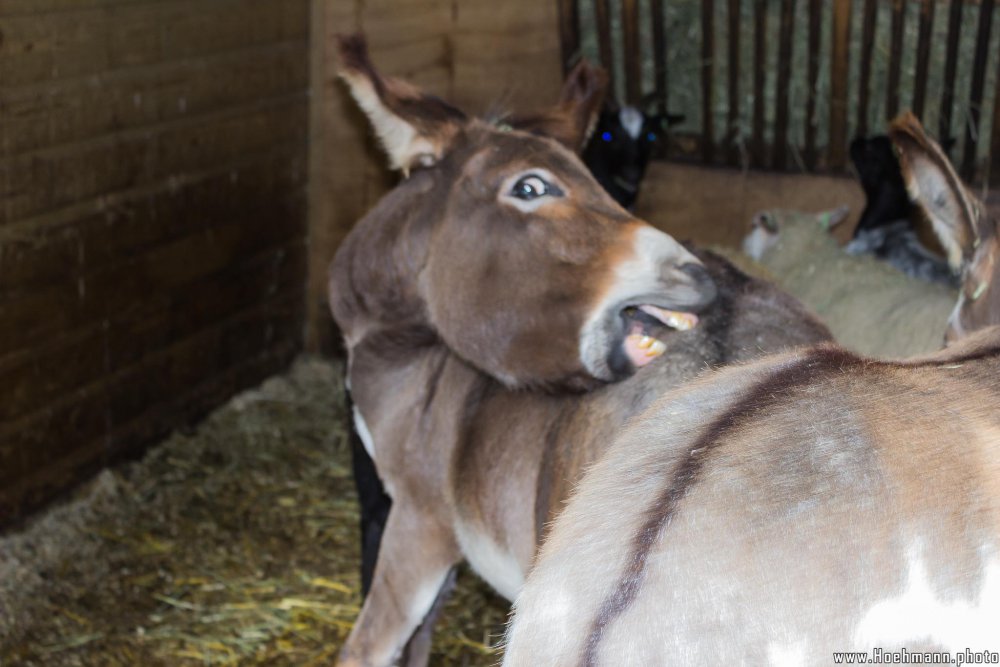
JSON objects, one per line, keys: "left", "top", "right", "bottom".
{"left": 742, "top": 206, "right": 957, "bottom": 358}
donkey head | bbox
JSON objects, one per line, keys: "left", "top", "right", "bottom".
{"left": 331, "top": 35, "right": 717, "bottom": 389}
{"left": 889, "top": 112, "right": 1000, "bottom": 342}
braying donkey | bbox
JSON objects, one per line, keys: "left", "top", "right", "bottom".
{"left": 330, "top": 34, "right": 833, "bottom": 666}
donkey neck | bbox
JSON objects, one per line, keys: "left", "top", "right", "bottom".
{"left": 329, "top": 169, "right": 448, "bottom": 347}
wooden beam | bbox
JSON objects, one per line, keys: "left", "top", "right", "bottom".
{"left": 963, "top": 0, "right": 995, "bottom": 180}
{"left": 702, "top": 0, "right": 716, "bottom": 163}
{"left": 727, "top": 0, "right": 742, "bottom": 165}
{"left": 805, "top": 0, "right": 822, "bottom": 168}
{"left": 557, "top": 0, "right": 581, "bottom": 74}
{"left": 622, "top": 0, "right": 641, "bottom": 104}
{"left": 940, "top": 0, "right": 965, "bottom": 155}
{"left": 594, "top": 0, "right": 614, "bottom": 92}
{"left": 886, "top": 0, "right": 905, "bottom": 120}
{"left": 752, "top": 0, "right": 767, "bottom": 167}
{"left": 991, "top": 52, "right": 1000, "bottom": 185}
{"left": 856, "top": 0, "right": 878, "bottom": 138}
{"left": 774, "top": 0, "right": 797, "bottom": 169}
{"left": 651, "top": 0, "right": 668, "bottom": 114}
{"left": 829, "top": 0, "right": 852, "bottom": 170}
{"left": 912, "top": 0, "right": 935, "bottom": 119}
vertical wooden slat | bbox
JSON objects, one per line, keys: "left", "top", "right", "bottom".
{"left": 991, "top": 55, "right": 1000, "bottom": 184}
{"left": 773, "top": 0, "right": 796, "bottom": 169}
{"left": 308, "top": 0, "right": 330, "bottom": 353}
{"left": 752, "top": 0, "right": 767, "bottom": 166}
{"left": 622, "top": 0, "right": 641, "bottom": 104}
{"left": 912, "top": 0, "right": 935, "bottom": 119}
{"left": 702, "top": 0, "right": 716, "bottom": 162}
{"left": 651, "top": 0, "right": 668, "bottom": 114}
{"left": 829, "top": 0, "right": 852, "bottom": 169}
{"left": 804, "top": 0, "right": 822, "bottom": 168}
{"left": 940, "top": 0, "right": 965, "bottom": 154}
{"left": 594, "top": 0, "right": 615, "bottom": 91}
{"left": 855, "top": 0, "right": 878, "bottom": 138}
{"left": 727, "top": 0, "right": 743, "bottom": 165}
{"left": 963, "top": 0, "right": 996, "bottom": 180}
{"left": 556, "top": 0, "right": 581, "bottom": 75}
{"left": 886, "top": 0, "right": 905, "bottom": 120}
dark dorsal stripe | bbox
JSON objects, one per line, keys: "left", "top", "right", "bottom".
{"left": 579, "top": 345, "right": 860, "bottom": 667}
{"left": 901, "top": 341, "right": 1000, "bottom": 368}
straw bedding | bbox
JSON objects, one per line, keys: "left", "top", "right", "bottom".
{"left": 0, "top": 358, "right": 509, "bottom": 666}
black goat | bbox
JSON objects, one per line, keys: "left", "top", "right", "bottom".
{"left": 846, "top": 134, "right": 958, "bottom": 286}
{"left": 582, "top": 104, "right": 681, "bottom": 209}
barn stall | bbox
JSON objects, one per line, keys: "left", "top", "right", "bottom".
{"left": 1, "top": 0, "right": 999, "bottom": 664}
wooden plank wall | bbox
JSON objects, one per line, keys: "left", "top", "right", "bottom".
{"left": 636, "top": 162, "right": 866, "bottom": 248}
{"left": 307, "top": 0, "right": 564, "bottom": 352}
{"left": 0, "top": 0, "right": 310, "bottom": 523}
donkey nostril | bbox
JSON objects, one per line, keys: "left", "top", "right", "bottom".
{"left": 678, "top": 262, "right": 718, "bottom": 306}
{"left": 679, "top": 262, "right": 709, "bottom": 282}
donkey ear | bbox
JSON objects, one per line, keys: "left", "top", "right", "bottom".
{"left": 557, "top": 60, "right": 609, "bottom": 150}
{"left": 337, "top": 33, "right": 466, "bottom": 175}
{"left": 889, "top": 111, "right": 979, "bottom": 270}
{"left": 509, "top": 60, "right": 608, "bottom": 152}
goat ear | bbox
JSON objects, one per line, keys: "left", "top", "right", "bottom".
{"left": 510, "top": 61, "right": 609, "bottom": 152}
{"left": 639, "top": 92, "right": 661, "bottom": 116}
{"left": 337, "top": 33, "right": 466, "bottom": 175}
{"left": 889, "top": 111, "right": 979, "bottom": 270}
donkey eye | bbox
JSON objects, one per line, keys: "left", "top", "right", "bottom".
{"left": 510, "top": 174, "right": 563, "bottom": 201}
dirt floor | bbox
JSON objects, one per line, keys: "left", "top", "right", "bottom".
{"left": 0, "top": 358, "right": 509, "bottom": 666}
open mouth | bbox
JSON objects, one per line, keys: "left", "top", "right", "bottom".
{"left": 621, "top": 304, "right": 699, "bottom": 368}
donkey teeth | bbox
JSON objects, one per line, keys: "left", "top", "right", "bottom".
{"left": 645, "top": 339, "right": 667, "bottom": 357}
{"left": 638, "top": 305, "right": 699, "bottom": 332}
{"left": 626, "top": 333, "right": 666, "bottom": 358}
{"left": 667, "top": 313, "right": 695, "bottom": 331}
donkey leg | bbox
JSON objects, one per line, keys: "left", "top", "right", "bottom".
{"left": 338, "top": 503, "right": 460, "bottom": 667}
{"left": 399, "top": 566, "right": 458, "bottom": 667}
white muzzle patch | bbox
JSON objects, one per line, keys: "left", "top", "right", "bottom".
{"left": 619, "top": 106, "right": 644, "bottom": 140}
{"left": 579, "top": 226, "right": 703, "bottom": 380}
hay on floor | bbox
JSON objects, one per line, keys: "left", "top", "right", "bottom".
{"left": 0, "top": 357, "right": 510, "bottom": 666}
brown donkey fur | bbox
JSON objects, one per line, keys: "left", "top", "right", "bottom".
{"left": 504, "top": 113, "right": 1000, "bottom": 666}
{"left": 329, "top": 35, "right": 832, "bottom": 666}
{"left": 506, "top": 327, "right": 1000, "bottom": 665}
